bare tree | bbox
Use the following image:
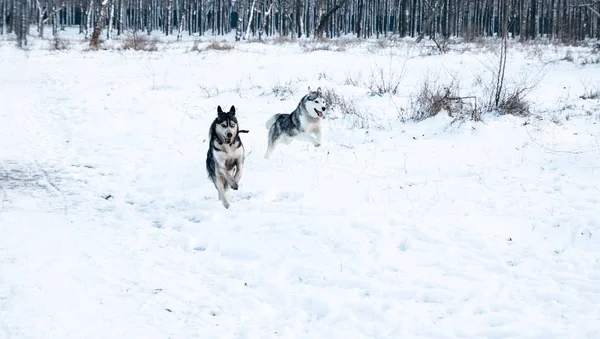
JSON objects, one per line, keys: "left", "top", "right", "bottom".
{"left": 494, "top": 0, "right": 509, "bottom": 109}
{"left": 89, "top": 0, "right": 111, "bottom": 48}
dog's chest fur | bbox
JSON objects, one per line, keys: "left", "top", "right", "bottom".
{"left": 299, "top": 114, "right": 321, "bottom": 133}
{"left": 213, "top": 140, "right": 244, "bottom": 170}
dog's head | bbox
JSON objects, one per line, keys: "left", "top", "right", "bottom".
{"left": 211, "top": 105, "right": 239, "bottom": 144}
{"left": 304, "top": 86, "right": 327, "bottom": 119}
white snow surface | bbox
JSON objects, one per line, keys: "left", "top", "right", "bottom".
{"left": 1, "top": 31, "right": 600, "bottom": 338}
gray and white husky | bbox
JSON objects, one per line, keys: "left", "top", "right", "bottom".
{"left": 264, "top": 87, "right": 328, "bottom": 159}
{"left": 206, "top": 105, "right": 248, "bottom": 209}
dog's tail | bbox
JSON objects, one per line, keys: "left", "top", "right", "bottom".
{"left": 239, "top": 129, "right": 249, "bottom": 134}
{"left": 265, "top": 114, "right": 282, "bottom": 130}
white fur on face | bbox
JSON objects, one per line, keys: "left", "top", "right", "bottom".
{"left": 215, "top": 119, "right": 238, "bottom": 141}
{"left": 306, "top": 96, "right": 327, "bottom": 118}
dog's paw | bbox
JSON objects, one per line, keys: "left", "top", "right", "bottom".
{"left": 222, "top": 200, "right": 230, "bottom": 209}
{"left": 230, "top": 182, "right": 239, "bottom": 190}
{"left": 314, "top": 143, "right": 321, "bottom": 147}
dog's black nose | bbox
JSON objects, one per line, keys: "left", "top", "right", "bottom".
{"left": 227, "top": 132, "right": 232, "bottom": 138}
{"left": 322, "top": 107, "right": 327, "bottom": 111}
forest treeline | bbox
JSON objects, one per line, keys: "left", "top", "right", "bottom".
{"left": 1, "top": 0, "right": 600, "bottom": 47}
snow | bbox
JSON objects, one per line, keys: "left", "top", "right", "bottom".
{"left": 1, "top": 30, "right": 600, "bottom": 338}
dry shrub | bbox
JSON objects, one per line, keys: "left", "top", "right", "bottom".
{"left": 344, "top": 71, "right": 363, "bottom": 87}
{"left": 190, "top": 40, "right": 234, "bottom": 52}
{"left": 474, "top": 49, "right": 543, "bottom": 118}
{"left": 48, "top": 36, "right": 70, "bottom": 51}
{"left": 496, "top": 88, "right": 530, "bottom": 116}
{"left": 271, "top": 35, "right": 295, "bottom": 44}
{"left": 561, "top": 50, "right": 574, "bottom": 62}
{"left": 271, "top": 79, "right": 295, "bottom": 98}
{"left": 493, "top": 71, "right": 541, "bottom": 117}
{"left": 579, "top": 53, "right": 600, "bottom": 65}
{"left": 411, "top": 75, "right": 479, "bottom": 122}
{"left": 580, "top": 83, "right": 600, "bottom": 100}
{"left": 300, "top": 39, "right": 352, "bottom": 53}
{"left": 198, "top": 84, "right": 220, "bottom": 98}
{"left": 322, "top": 88, "right": 358, "bottom": 116}
{"left": 205, "top": 40, "right": 234, "bottom": 51}
{"left": 366, "top": 39, "right": 389, "bottom": 52}
{"left": 122, "top": 34, "right": 159, "bottom": 51}
{"left": 321, "top": 88, "right": 372, "bottom": 128}
{"left": 300, "top": 41, "right": 332, "bottom": 52}
{"left": 367, "top": 61, "right": 405, "bottom": 96}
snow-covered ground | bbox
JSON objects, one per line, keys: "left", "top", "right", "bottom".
{"left": 1, "top": 30, "right": 600, "bottom": 338}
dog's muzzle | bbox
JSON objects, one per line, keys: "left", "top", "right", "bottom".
{"left": 314, "top": 108, "right": 324, "bottom": 118}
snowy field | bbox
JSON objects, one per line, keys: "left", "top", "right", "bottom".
{"left": 1, "top": 30, "right": 600, "bottom": 338}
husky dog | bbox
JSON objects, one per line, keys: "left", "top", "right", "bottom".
{"left": 206, "top": 105, "right": 248, "bottom": 209}
{"left": 264, "top": 87, "right": 328, "bottom": 159}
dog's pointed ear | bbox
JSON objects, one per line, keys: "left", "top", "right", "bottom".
{"left": 316, "top": 87, "right": 322, "bottom": 94}
{"left": 217, "top": 105, "right": 225, "bottom": 115}
{"left": 229, "top": 105, "right": 236, "bottom": 116}
{"left": 307, "top": 86, "right": 312, "bottom": 94}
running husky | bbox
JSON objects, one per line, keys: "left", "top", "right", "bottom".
{"left": 206, "top": 105, "right": 248, "bottom": 209}
{"left": 264, "top": 86, "right": 328, "bottom": 159}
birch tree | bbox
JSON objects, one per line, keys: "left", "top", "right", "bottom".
{"left": 3, "top": 0, "right": 600, "bottom": 43}
{"left": 89, "top": 0, "right": 111, "bottom": 48}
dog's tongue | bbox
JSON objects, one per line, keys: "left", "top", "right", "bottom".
{"left": 317, "top": 110, "right": 323, "bottom": 118}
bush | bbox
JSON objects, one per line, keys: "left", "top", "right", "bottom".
{"left": 321, "top": 88, "right": 374, "bottom": 129}
{"left": 367, "top": 62, "right": 405, "bottom": 96}
{"left": 48, "top": 36, "right": 70, "bottom": 51}
{"left": 122, "top": 34, "right": 159, "bottom": 51}
{"left": 205, "top": 40, "right": 234, "bottom": 51}
{"left": 411, "top": 75, "right": 480, "bottom": 122}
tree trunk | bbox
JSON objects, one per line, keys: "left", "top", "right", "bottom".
{"left": 316, "top": 0, "right": 349, "bottom": 38}
{"left": 36, "top": 0, "right": 45, "bottom": 38}
{"left": 85, "top": 0, "right": 93, "bottom": 38}
{"left": 243, "top": 0, "right": 256, "bottom": 40}
{"left": 90, "top": 0, "right": 111, "bottom": 49}
{"left": 259, "top": 0, "right": 275, "bottom": 41}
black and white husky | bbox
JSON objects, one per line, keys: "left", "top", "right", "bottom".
{"left": 206, "top": 105, "right": 248, "bottom": 209}
{"left": 264, "top": 87, "right": 328, "bottom": 159}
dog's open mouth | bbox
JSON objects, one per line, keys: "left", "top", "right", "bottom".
{"left": 314, "top": 108, "right": 323, "bottom": 118}
{"left": 224, "top": 138, "right": 232, "bottom": 144}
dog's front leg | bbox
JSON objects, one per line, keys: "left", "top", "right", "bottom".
{"left": 314, "top": 128, "right": 322, "bottom": 145}
{"left": 217, "top": 166, "right": 238, "bottom": 190}
{"left": 233, "top": 159, "right": 244, "bottom": 188}
{"left": 215, "top": 175, "right": 230, "bottom": 209}
{"left": 297, "top": 132, "right": 321, "bottom": 147}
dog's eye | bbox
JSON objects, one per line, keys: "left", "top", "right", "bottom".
{"left": 221, "top": 123, "right": 227, "bottom": 128}
{"left": 230, "top": 122, "right": 236, "bottom": 127}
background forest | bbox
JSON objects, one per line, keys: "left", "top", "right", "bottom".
{"left": 2, "top": 0, "right": 600, "bottom": 48}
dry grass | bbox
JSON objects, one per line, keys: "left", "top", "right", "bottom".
{"left": 344, "top": 71, "right": 363, "bottom": 87}
{"left": 271, "top": 79, "right": 295, "bottom": 99}
{"left": 411, "top": 75, "right": 479, "bottom": 122}
{"left": 367, "top": 62, "right": 405, "bottom": 96}
{"left": 580, "top": 83, "right": 600, "bottom": 100}
{"left": 122, "top": 34, "right": 159, "bottom": 51}
{"left": 300, "top": 39, "right": 356, "bottom": 53}
{"left": 190, "top": 40, "right": 235, "bottom": 52}
{"left": 48, "top": 36, "right": 71, "bottom": 51}
{"left": 205, "top": 40, "right": 235, "bottom": 51}
{"left": 321, "top": 88, "right": 372, "bottom": 128}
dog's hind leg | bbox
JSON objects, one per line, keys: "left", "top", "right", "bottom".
{"left": 265, "top": 135, "right": 277, "bottom": 159}
{"left": 265, "top": 142, "right": 274, "bottom": 159}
